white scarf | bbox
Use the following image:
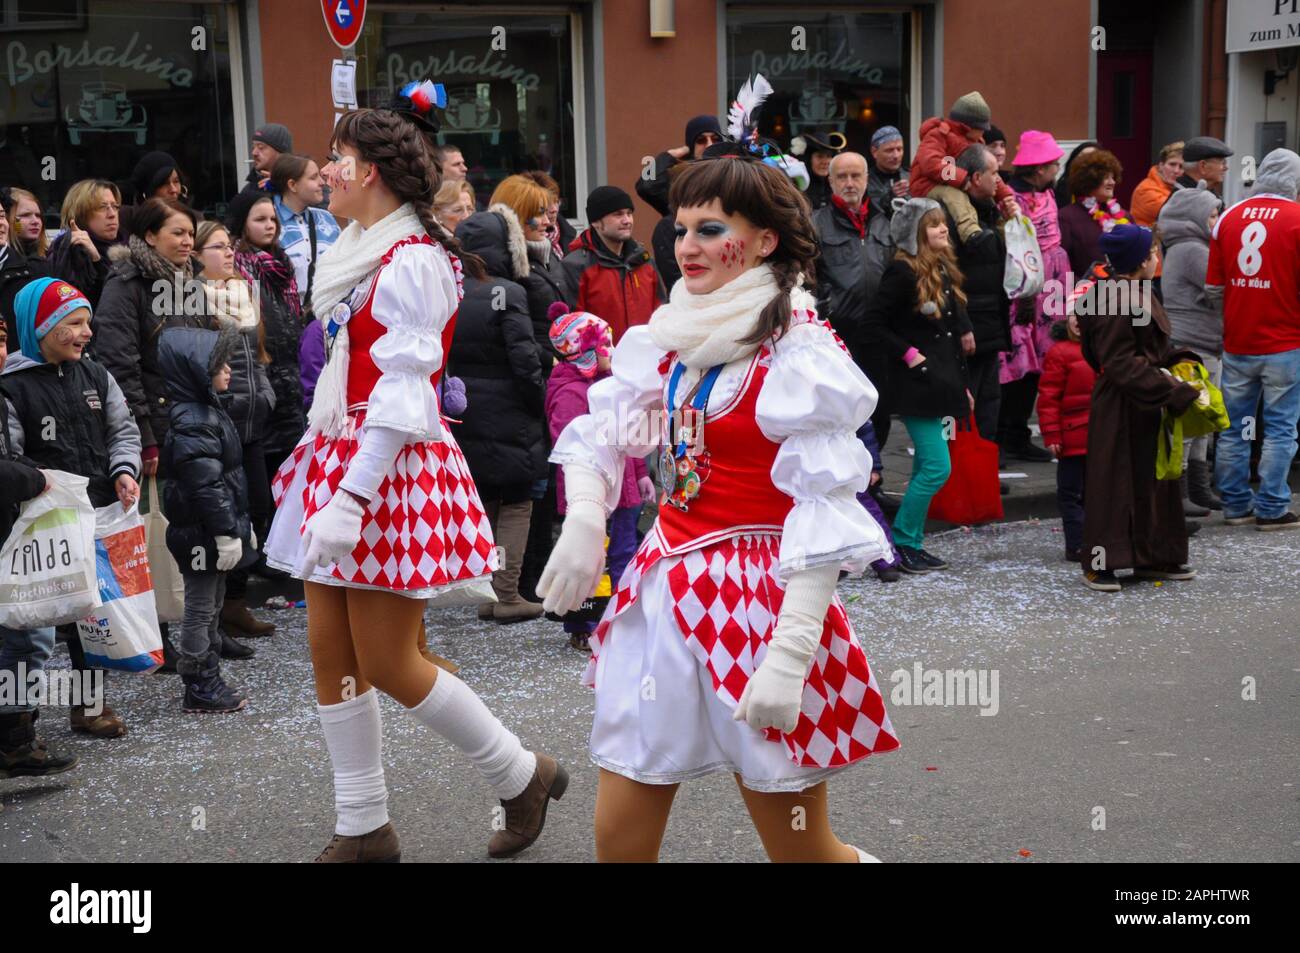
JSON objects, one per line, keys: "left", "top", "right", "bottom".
{"left": 308, "top": 203, "right": 425, "bottom": 437}
{"left": 648, "top": 263, "right": 813, "bottom": 368}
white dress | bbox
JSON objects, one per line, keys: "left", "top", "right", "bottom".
{"left": 552, "top": 311, "right": 900, "bottom": 792}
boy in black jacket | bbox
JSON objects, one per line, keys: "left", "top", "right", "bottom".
{"left": 2, "top": 277, "right": 141, "bottom": 741}
{"left": 0, "top": 322, "right": 77, "bottom": 778}
{"left": 159, "top": 323, "right": 256, "bottom": 713}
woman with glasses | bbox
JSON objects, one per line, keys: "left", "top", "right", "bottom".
{"left": 45, "top": 179, "right": 124, "bottom": 309}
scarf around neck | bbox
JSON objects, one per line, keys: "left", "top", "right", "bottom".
{"left": 832, "top": 194, "right": 870, "bottom": 237}
{"left": 307, "top": 202, "right": 426, "bottom": 438}
{"left": 128, "top": 233, "right": 192, "bottom": 282}
{"left": 649, "top": 263, "right": 808, "bottom": 369}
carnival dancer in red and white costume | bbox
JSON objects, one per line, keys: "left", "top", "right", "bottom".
{"left": 540, "top": 155, "right": 900, "bottom": 862}
{"left": 264, "top": 85, "right": 567, "bottom": 862}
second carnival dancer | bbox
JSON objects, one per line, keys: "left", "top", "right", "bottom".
{"left": 265, "top": 82, "right": 567, "bottom": 862}
{"left": 540, "top": 155, "right": 900, "bottom": 862}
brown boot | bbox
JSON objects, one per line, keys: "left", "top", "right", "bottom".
{"left": 70, "top": 703, "right": 127, "bottom": 738}
{"left": 221, "top": 597, "right": 276, "bottom": 637}
{"left": 313, "top": 822, "right": 401, "bottom": 863}
{"left": 487, "top": 753, "right": 569, "bottom": 859}
{"left": 416, "top": 619, "right": 460, "bottom": 674}
{"left": 477, "top": 603, "right": 495, "bottom": 620}
{"left": 490, "top": 501, "right": 544, "bottom": 624}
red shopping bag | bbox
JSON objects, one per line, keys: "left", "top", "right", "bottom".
{"left": 927, "top": 416, "right": 1004, "bottom": 525}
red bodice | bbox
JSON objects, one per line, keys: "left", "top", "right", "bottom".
{"left": 345, "top": 235, "right": 459, "bottom": 409}
{"left": 654, "top": 345, "right": 793, "bottom": 555}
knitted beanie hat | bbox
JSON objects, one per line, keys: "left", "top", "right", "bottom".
{"left": 949, "top": 91, "right": 991, "bottom": 131}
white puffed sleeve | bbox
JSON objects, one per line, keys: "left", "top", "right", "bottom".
{"left": 756, "top": 321, "right": 893, "bottom": 579}
{"left": 550, "top": 325, "right": 664, "bottom": 512}
{"left": 362, "top": 243, "right": 460, "bottom": 441}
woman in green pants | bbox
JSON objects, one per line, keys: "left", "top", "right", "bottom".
{"left": 864, "top": 198, "right": 974, "bottom": 573}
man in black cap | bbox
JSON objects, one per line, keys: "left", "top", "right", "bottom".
{"left": 559, "top": 185, "right": 664, "bottom": 343}
{"left": 634, "top": 115, "right": 723, "bottom": 290}
{"left": 1177, "top": 136, "right": 1232, "bottom": 195}
{"left": 242, "top": 122, "right": 294, "bottom": 194}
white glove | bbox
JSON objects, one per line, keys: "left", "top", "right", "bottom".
{"left": 537, "top": 466, "right": 609, "bottom": 615}
{"left": 339, "top": 425, "right": 407, "bottom": 500}
{"left": 734, "top": 562, "right": 838, "bottom": 733}
{"left": 249, "top": 528, "right": 259, "bottom": 551}
{"left": 214, "top": 535, "right": 243, "bottom": 572}
{"left": 301, "top": 491, "right": 366, "bottom": 570}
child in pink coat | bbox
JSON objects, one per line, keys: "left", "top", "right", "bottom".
{"left": 545, "top": 307, "right": 652, "bottom": 650}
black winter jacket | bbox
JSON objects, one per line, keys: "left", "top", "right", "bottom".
{"left": 236, "top": 251, "right": 305, "bottom": 455}
{"left": 45, "top": 231, "right": 119, "bottom": 310}
{"left": 92, "top": 244, "right": 214, "bottom": 453}
{"left": 863, "top": 259, "right": 973, "bottom": 419}
{"left": 0, "top": 244, "right": 49, "bottom": 344}
{"left": 635, "top": 151, "right": 685, "bottom": 291}
{"left": 1, "top": 354, "right": 141, "bottom": 508}
{"left": 158, "top": 326, "right": 255, "bottom": 574}
{"left": 450, "top": 209, "right": 547, "bottom": 488}
{"left": 945, "top": 196, "right": 1011, "bottom": 356}
{"left": 813, "top": 200, "right": 894, "bottom": 371}
{"left": 522, "top": 240, "right": 569, "bottom": 367}
{"left": 222, "top": 318, "right": 276, "bottom": 445}
{"left": 0, "top": 396, "right": 47, "bottom": 546}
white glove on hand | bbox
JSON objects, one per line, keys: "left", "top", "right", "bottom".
{"left": 214, "top": 535, "right": 243, "bottom": 572}
{"left": 249, "top": 528, "right": 259, "bottom": 551}
{"left": 537, "top": 466, "right": 609, "bottom": 615}
{"left": 734, "top": 562, "right": 839, "bottom": 734}
{"left": 301, "top": 491, "right": 366, "bottom": 570}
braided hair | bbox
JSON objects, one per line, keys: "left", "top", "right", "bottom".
{"left": 329, "top": 108, "right": 485, "bottom": 279}
{"left": 669, "top": 156, "right": 818, "bottom": 345}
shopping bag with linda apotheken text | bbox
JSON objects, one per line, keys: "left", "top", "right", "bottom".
{"left": 0, "top": 471, "right": 100, "bottom": 629}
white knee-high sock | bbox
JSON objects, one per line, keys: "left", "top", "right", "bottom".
{"left": 408, "top": 671, "right": 537, "bottom": 801}
{"left": 317, "top": 689, "right": 389, "bottom": 836}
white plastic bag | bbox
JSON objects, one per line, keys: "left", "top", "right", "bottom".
{"left": 1003, "top": 213, "right": 1045, "bottom": 300}
{"left": 0, "top": 471, "right": 100, "bottom": 629}
{"left": 143, "top": 478, "right": 185, "bottom": 623}
{"left": 76, "top": 501, "right": 163, "bottom": 672}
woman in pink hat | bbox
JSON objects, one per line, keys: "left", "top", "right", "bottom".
{"left": 1001, "top": 132, "right": 1071, "bottom": 456}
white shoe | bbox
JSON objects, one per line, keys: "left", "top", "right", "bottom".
{"left": 851, "top": 845, "right": 882, "bottom": 863}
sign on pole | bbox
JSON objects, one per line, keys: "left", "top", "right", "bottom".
{"left": 321, "top": 0, "right": 367, "bottom": 50}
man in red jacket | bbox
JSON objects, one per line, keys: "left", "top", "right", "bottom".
{"left": 560, "top": 186, "right": 664, "bottom": 343}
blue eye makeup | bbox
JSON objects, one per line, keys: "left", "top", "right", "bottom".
{"left": 674, "top": 220, "right": 730, "bottom": 239}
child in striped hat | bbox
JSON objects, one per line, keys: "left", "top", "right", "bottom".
{"left": 544, "top": 304, "right": 652, "bottom": 650}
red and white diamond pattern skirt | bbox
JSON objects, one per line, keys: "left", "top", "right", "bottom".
{"left": 265, "top": 411, "right": 498, "bottom": 600}
{"left": 586, "top": 532, "right": 899, "bottom": 792}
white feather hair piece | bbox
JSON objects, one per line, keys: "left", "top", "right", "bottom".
{"left": 727, "top": 74, "right": 774, "bottom": 142}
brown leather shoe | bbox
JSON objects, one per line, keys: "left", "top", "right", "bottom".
{"left": 487, "top": 753, "right": 569, "bottom": 859}
{"left": 477, "top": 603, "right": 495, "bottom": 620}
{"left": 313, "top": 822, "right": 401, "bottom": 863}
{"left": 70, "top": 704, "right": 127, "bottom": 738}
{"left": 221, "top": 598, "right": 276, "bottom": 637}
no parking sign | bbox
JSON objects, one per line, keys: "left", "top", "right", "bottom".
{"left": 321, "top": 0, "right": 367, "bottom": 49}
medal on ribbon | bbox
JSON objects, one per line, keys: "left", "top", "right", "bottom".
{"left": 660, "top": 364, "right": 723, "bottom": 512}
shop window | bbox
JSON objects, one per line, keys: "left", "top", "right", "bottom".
{"left": 1, "top": 1, "right": 238, "bottom": 221}
{"left": 726, "top": 8, "right": 911, "bottom": 160}
{"left": 351, "top": 10, "right": 578, "bottom": 217}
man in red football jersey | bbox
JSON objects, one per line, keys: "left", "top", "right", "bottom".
{"left": 1207, "top": 148, "right": 1300, "bottom": 530}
